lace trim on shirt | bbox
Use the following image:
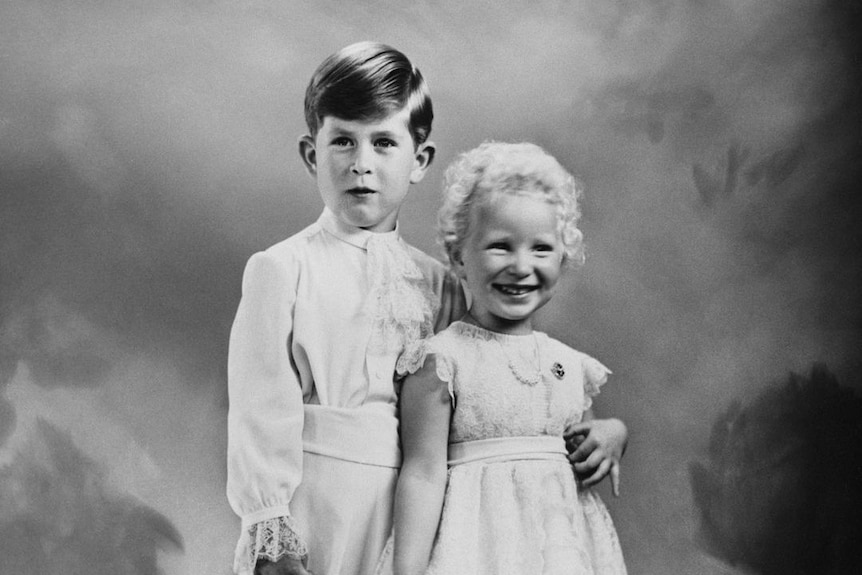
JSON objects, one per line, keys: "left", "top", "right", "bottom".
{"left": 233, "top": 515, "right": 307, "bottom": 574}
{"left": 365, "top": 235, "right": 439, "bottom": 355}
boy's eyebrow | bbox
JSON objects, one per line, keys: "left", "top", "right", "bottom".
{"left": 327, "top": 126, "right": 403, "bottom": 139}
{"left": 328, "top": 125, "right": 357, "bottom": 137}
{"left": 370, "top": 127, "right": 401, "bottom": 137}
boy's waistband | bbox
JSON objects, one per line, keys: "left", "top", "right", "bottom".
{"left": 447, "top": 436, "right": 567, "bottom": 467}
{"left": 302, "top": 404, "right": 401, "bottom": 468}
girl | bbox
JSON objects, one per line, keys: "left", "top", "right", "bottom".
{"left": 387, "top": 142, "right": 627, "bottom": 574}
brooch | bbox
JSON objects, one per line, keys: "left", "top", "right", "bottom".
{"left": 551, "top": 362, "right": 565, "bottom": 379}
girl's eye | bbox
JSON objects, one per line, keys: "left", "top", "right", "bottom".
{"left": 487, "top": 243, "right": 509, "bottom": 252}
{"left": 533, "top": 244, "right": 556, "bottom": 256}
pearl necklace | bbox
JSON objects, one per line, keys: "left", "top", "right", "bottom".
{"left": 462, "top": 313, "right": 543, "bottom": 386}
{"left": 497, "top": 333, "right": 542, "bottom": 386}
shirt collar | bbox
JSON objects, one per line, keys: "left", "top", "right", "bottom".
{"left": 317, "top": 207, "right": 401, "bottom": 250}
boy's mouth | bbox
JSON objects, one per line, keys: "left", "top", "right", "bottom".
{"left": 494, "top": 284, "right": 538, "bottom": 296}
{"left": 347, "top": 187, "right": 376, "bottom": 196}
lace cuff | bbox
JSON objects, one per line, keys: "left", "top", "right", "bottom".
{"left": 233, "top": 515, "right": 308, "bottom": 575}
{"left": 582, "top": 356, "right": 612, "bottom": 412}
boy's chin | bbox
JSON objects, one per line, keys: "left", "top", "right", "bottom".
{"left": 344, "top": 211, "right": 397, "bottom": 232}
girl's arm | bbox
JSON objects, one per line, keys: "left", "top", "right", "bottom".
{"left": 392, "top": 356, "right": 452, "bottom": 575}
{"left": 565, "top": 411, "right": 627, "bottom": 496}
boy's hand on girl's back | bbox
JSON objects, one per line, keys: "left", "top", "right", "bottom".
{"left": 255, "top": 557, "right": 314, "bottom": 575}
{"left": 564, "top": 418, "right": 628, "bottom": 497}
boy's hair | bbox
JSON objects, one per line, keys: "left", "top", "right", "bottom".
{"left": 304, "top": 41, "right": 433, "bottom": 146}
{"left": 438, "top": 141, "right": 586, "bottom": 267}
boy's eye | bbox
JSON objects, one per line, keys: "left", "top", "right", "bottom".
{"left": 375, "top": 138, "right": 397, "bottom": 148}
{"left": 331, "top": 137, "right": 353, "bottom": 147}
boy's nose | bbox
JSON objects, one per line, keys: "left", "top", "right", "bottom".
{"left": 351, "top": 145, "right": 373, "bottom": 175}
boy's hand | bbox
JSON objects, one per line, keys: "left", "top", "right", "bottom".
{"left": 255, "top": 557, "right": 314, "bottom": 575}
{"left": 564, "top": 418, "right": 628, "bottom": 496}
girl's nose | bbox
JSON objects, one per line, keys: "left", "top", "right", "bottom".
{"left": 508, "top": 251, "right": 532, "bottom": 276}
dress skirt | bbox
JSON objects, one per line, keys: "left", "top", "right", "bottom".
{"left": 376, "top": 437, "right": 626, "bottom": 575}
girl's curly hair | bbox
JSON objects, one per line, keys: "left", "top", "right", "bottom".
{"left": 437, "top": 141, "right": 585, "bottom": 267}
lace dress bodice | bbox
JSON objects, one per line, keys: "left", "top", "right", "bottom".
{"left": 399, "top": 321, "right": 609, "bottom": 444}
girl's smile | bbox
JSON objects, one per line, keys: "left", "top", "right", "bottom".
{"left": 494, "top": 283, "right": 539, "bottom": 296}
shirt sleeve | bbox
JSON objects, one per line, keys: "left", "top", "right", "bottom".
{"left": 226, "top": 251, "right": 307, "bottom": 566}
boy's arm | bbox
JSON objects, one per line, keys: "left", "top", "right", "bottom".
{"left": 565, "top": 411, "right": 627, "bottom": 496}
{"left": 227, "top": 251, "right": 308, "bottom": 571}
{"left": 393, "top": 356, "right": 452, "bottom": 575}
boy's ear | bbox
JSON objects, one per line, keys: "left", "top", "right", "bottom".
{"left": 298, "top": 135, "right": 317, "bottom": 176}
{"left": 409, "top": 141, "right": 436, "bottom": 184}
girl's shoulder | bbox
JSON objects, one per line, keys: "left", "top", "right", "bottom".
{"left": 395, "top": 321, "right": 468, "bottom": 377}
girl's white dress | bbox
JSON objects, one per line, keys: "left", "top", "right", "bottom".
{"left": 384, "top": 321, "right": 627, "bottom": 575}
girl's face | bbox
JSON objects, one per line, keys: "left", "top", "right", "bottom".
{"left": 455, "top": 192, "right": 564, "bottom": 335}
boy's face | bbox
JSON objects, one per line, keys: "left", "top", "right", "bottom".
{"left": 299, "top": 106, "right": 434, "bottom": 233}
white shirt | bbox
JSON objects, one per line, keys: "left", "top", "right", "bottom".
{"left": 226, "top": 208, "right": 465, "bottom": 534}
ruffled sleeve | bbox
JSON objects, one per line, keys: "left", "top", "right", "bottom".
{"left": 395, "top": 338, "right": 429, "bottom": 377}
{"left": 582, "top": 355, "right": 612, "bottom": 412}
{"left": 396, "top": 337, "right": 457, "bottom": 407}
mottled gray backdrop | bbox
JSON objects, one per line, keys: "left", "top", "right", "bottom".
{"left": 2, "top": 1, "right": 860, "bottom": 574}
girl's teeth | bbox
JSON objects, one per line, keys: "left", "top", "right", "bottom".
{"left": 499, "top": 285, "right": 531, "bottom": 295}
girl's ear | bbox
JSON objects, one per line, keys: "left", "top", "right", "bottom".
{"left": 298, "top": 135, "right": 317, "bottom": 176}
{"left": 409, "top": 141, "right": 436, "bottom": 184}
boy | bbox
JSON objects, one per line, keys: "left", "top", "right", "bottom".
{"left": 227, "top": 41, "right": 462, "bottom": 575}
{"left": 226, "top": 42, "right": 627, "bottom": 575}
